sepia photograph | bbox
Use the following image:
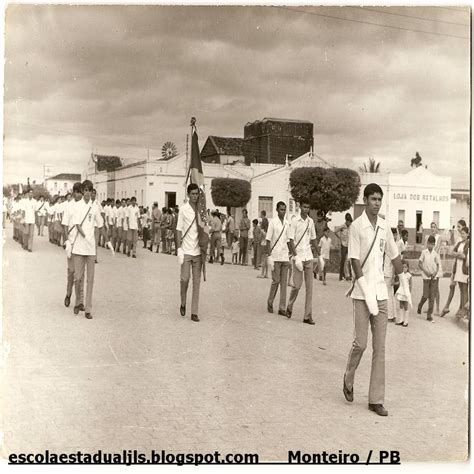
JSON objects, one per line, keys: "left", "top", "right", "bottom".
{"left": 2, "top": 3, "right": 471, "bottom": 467}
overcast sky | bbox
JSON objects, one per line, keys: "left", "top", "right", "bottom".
{"left": 3, "top": 5, "right": 471, "bottom": 188}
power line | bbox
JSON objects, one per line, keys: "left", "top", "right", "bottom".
{"left": 347, "top": 5, "right": 470, "bottom": 27}
{"left": 271, "top": 6, "right": 470, "bottom": 40}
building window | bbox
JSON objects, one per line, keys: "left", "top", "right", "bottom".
{"left": 433, "top": 211, "right": 440, "bottom": 227}
{"left": 398, "top": 210, "right": 405, "bottom": 225}
{"left": 258, "top": 196, "right": 273, "bottom": 218}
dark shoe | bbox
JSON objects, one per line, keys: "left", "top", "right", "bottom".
{"left": 286, "top": 308, "right": 292, "bottom": 319}
{"left": 388, "top": 318, "right": 395, "bottom": 323}
{"left": 156, "top": 249, "right": 160, "bottom": 254}
{"left": 417, "top": 306, "right": 422, "bottom": 315}
{"left": 180, "top": 305, "right": 186, "bottom": 317}
{"left": 303, "top": 318, "right": 315, "bottom": 325}
{"left": 78, "top": 304, "right": 85, "bottom": 311}
{"left": 73, "top": 306, "right": 80, "bottom": 315}
{"left": 395, "top": 322, "right": 404, "bottom": 326}
{"left": 402, "top": 322, "right": 408, "bottom": 327}
{"left": 191, "top": 314, "right": 200, "bottom": 322}
{"left": 343, "top": 376, "right": 353, "bottom": 402}
{"left": 28, "top": 249, "right": 32, "bottom": 253}
{"left": 148, "top": 247, "right": 153, "bottom": 252}
{"left": 127, "top": 252, "right": 131, "bottom": 257}
{"left": 440, "top": 308, "right": 450, "bottom": 317}
{"left": 64, "top": 295, "right": 71, "bottom": 307}
{"left": 132, "top": 255, "right": 136, "bottom": 258}
{"left": 369, "top": 404, "right": 388, "bottom": 416}
{"left": 267, "top": 303, "right": 273, "bottom": 314}
{"left": 209, "top": 258, "right": 214, "bottom": 264}
{"left": 427, "top": 316, "right": 434, "bottom": 323}
{"left": 278, "top": 310, "right": 287, "bottom": 316}
{"left": 85, "top": 313, "right": 93, "bottom": 319}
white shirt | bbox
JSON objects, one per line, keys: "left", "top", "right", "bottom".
{"left": 397, "top": 239, "right": 407, "bottom": 256}
{"left": 127, "top": 205, "right": 140, "bottom": 230}
{"left": 176, "top": 201, "right": 200, "bottom": 256}
{"left": 71, "top": 198, "right": 104, "bottom": 256}
{"left": 36, "top": 200, "right": 47, "bottom": 216}
{"left": 107, "top": 206, "right": 115, "bottom": 225}
{"left": 23, "top": 197, "right": 37, "bottom": 224}
{"left": 348, "top": 210, "right": 399, "bottom": 301}
{"left": 266, "top": 217, "right": 290, "bottom": 262}
{"left": 319, "top": 236, "right": 331, "bottom": 260}
{"left": 289, "top": 214, "right": 316, "bottom": 262}
{"left": 62, "top": 200, "right": 80, "bottom": 241}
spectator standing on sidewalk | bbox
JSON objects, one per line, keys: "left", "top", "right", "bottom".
{"left": 335, "top": 213, "right": 352, "bottom": 281}
{"left": 417, "top": 235, "right": 440, "bottom": 323}
{"left": 239, "top": 209, "right": 250, "bottom": 265}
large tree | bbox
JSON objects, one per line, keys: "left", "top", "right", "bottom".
{"left": 211, "top": 178, "right": 251, "bottom": 211}
{"left": 290, "top": 167, "right": 360, "bottom": 217}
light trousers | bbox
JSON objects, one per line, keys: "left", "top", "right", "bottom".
{"left": 73, "top": 254, "right": 95, "bottom": 313}
{"left": 67, "top": 256, "right": 84, "bottom": 301}
{"left": 287, "top": 259, "right": 314, "bottom": 320}
{"left": 24, "top": 223, "right": 34, "bottom": 250}
{"left": 384, "top": 277, "right": 395, "bottom": 320}
{"left": 268, "top": 261, "right": 290, "bottom": 312}
{"left": 180, "top": 254, "right": 202, "bottom": 315}
{"left": 344, "top": 299, "right": 388, "bottom": 404}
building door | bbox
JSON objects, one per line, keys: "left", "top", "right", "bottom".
{"left": 165, "top": 192, "right": 176, "bottom": 209}
{"left": 416, "top": 211, "right": 423, "bottom": 243}
{"left": 258, "top": 196, "right": 273, "bottom": 218}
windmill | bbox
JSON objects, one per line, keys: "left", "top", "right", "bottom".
{"left": 161, "top": 141, "right": 178, "bottom": 160}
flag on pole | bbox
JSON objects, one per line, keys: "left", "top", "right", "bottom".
{"left": 189, "top": 117, "right": 209, "bottom": 281}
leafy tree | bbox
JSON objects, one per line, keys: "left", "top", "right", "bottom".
{"left": 411, "top": 152, "right": 423, "bottom": 168}
{"left": 211, "top": 178, "right": 251, "bottom": 212}
{"left": 289, "top": 167, "right": 360, "bottom": 217}
{"left": 359, "top": 158, "right": 380, "bottom": 173}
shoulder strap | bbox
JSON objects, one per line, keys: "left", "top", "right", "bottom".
{"left": 270, "top": 222, "right": 286, "bottom": 252}
{"left": 181, "top": 215, "right": 196, "bottom": 241}
{"left": 70, "top": 205, "right": 93, "bottom": 252}
{"left": 37, "top": 202, "right": 45, "bottom": 212}
{"left": 294, "top": 220, "right": 310, "bottom": 249}
{"left": 345, "top": 225, "right": 381, "bottom": 298}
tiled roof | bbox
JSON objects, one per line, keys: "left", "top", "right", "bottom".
{"left": 47, "top": 173, "right": 82, "bottom": 181}
{"left": 209, "top": 136, "right": 244, "bottom": 156}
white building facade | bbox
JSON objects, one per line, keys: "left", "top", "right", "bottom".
{"left": 85, "top": 152, "right": 454, "bottom": 245}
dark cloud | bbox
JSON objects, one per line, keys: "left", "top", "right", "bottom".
{"left": 3, "top": 5, "right": 470, "bottom": 187}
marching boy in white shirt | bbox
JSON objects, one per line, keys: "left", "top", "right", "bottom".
{"left": 266, "top": 201, "right": 291, "bottom": 316}
{"left": 286, "top": 199, "right": 317, "bottom": 325}
{"left": 126, "top": 197, "right": 141, "bottom": 258}
{"left": 343, "top": 183, "right": 412, "bottom": 417}
{"left": 70, "top": 180, "right": 114, "bottom": 320}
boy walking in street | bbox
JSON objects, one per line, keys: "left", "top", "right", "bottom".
{"left": 266, "top": 202, "right": 290, "bottom": 314}
{"left": 71, "top": 180, "right": 114, "bottom": 319}
{"left": 417, "top": 235, "right": 441, "bottom": 323}
{"left": 318, "top": 227, "right": 331, "bottom": 286}
{"left": 286, "top": 200, "right": 317, "bottom": 324}
{"left": 343, "top": 183, "right": 412, "bottom": 417}
{"left": 177, "top": 183, "right": 202, "bottom": 322}
{"left": 127, "top": 197, "right": 141, "bottom": 258}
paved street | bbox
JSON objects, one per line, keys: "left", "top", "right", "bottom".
{"left": 2, "top": 226, "right": 468, "bottom": 462}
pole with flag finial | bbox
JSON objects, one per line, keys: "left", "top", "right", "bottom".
{"left": 188, "top": 117, "right": 209, "bottom": 281}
